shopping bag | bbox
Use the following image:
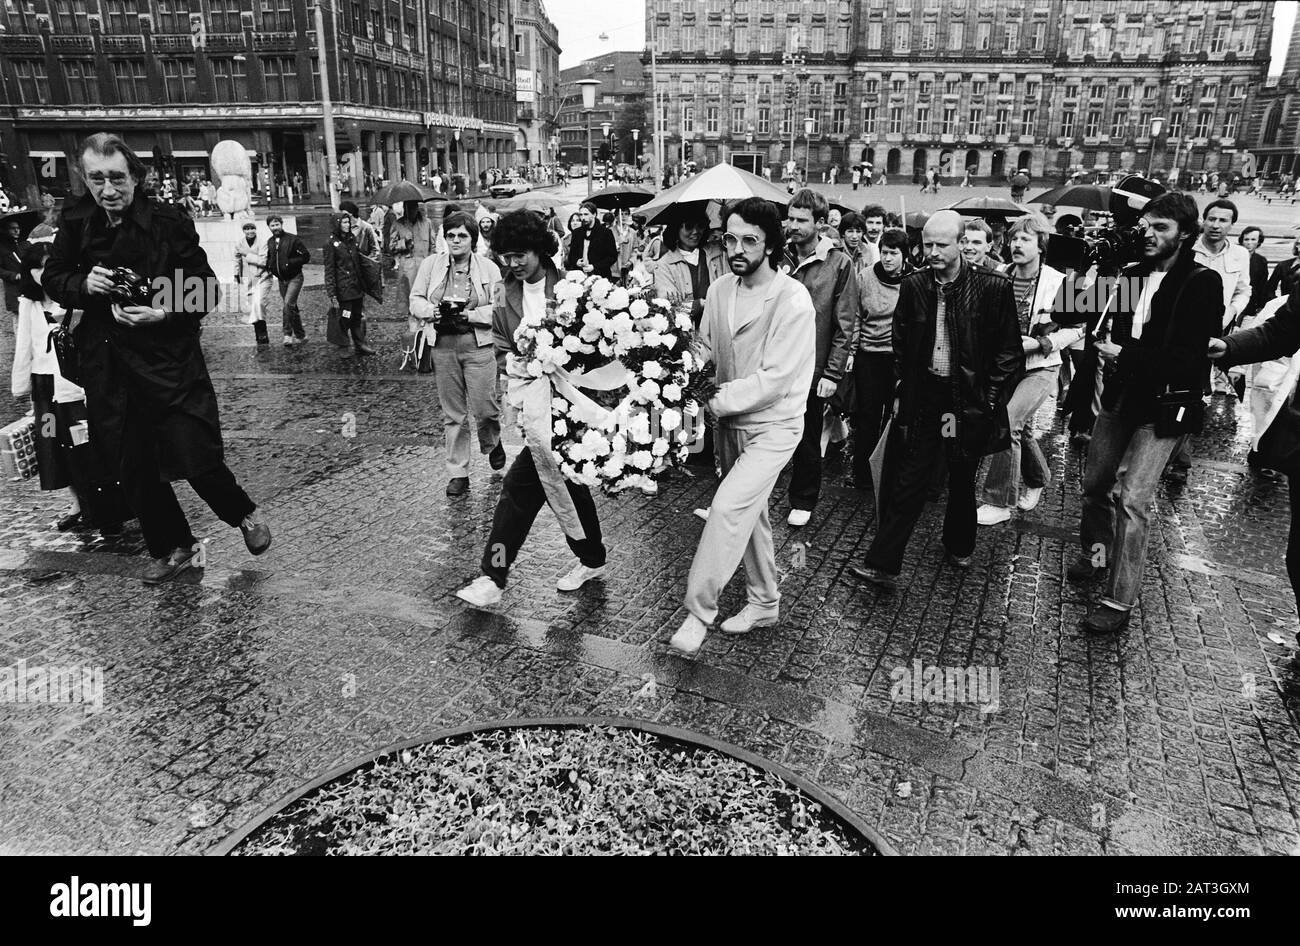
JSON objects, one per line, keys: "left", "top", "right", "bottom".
{"left": 0, "top": 415, "right": 38, "bottom": 480}
{"left": 868, "top": 415, "right": 902, "bottom": 520}
{"left": 325, "top": 305, "right": 349, "bottom": 346}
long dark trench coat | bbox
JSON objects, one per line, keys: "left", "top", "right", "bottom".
{"left": 43, "top": 193, "right": 225, "bottom": 485}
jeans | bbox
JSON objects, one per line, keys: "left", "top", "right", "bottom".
{"left": 684, "top": 419, "right": 803, "bottom": 623}
{"left": 788, "top": 391, "right": 826, "bottom": 511}
{"left": 480, "top": 446, "right": 606, "bottom": 588}
{"left": 865, "top": 373, "right": 978, "bottom": 575}
{"left": 432, "top": 333, "right": 500, "bottom": 478}
{"left": 279, "top": 273, "right": 305, "bottom": 339}
{"left": 1289, "top": 477, "right": 1300, "bottom": 622}
{"left": 853, "top": 351, "right": 896, "bottom": 484}
{"left": 980, "top": 365, "right": 1057, "bottom": 508}
{"left": 1079, "top": 408, "right": 1179, "bottom": 610}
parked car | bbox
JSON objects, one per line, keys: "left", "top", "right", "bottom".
{"left": 591, "top": 163, "right": 606, "bottom": 181}
{"left": 490, "top": 179, "right": 532, "bottom": 198}
{"left": 569, "top": 164, "right": 588, "bottom": 179}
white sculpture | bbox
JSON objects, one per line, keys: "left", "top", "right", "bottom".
{"left": 210, "top": 140, "right": 253, "bottom": 219}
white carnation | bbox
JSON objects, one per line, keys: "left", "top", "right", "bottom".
{"left": 675, "top": 312, "right": 693, "bottom": 331}
{"left": 660, "top": 408, "right": 682, "bottom": 432}
{"left": 649, "top": 313, "right": 670, "bottom": 333}
{"left": 629, "top": 299, "right": 649, "bottom": 319}
{"left": 554, "top": 418, "right": 569, "bottom": 437}
{"left": 651, "top": 438, "right": 670, "bottom": 457}
{"left": 641, "top": 360, "right": 664, "bottom": 380}
{"left": 562, "top": 334, "right": 582, "bottom": 352}
{"left": 682, "top": 351, "right": 695, "bottom": 371}
{"left": 605, "top": 287, "right": 630, "bottom": 312}
{"left": 565, "top": 270, "right": 585, "bottom": 282}
{"left": 640, "top": 379, "right": 661, "bottom": 401}
{"left": 552, "top": 396, "right": 570, "bottom": 414}
{"left": 662, "top": 383, "right": 683, "bottom": 402}
{"left": 630, "top": 451, "right": 654, "bottom": 470}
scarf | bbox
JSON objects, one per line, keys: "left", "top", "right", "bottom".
{"left": 873, "top": 260, "right": 909, "bottom": 286}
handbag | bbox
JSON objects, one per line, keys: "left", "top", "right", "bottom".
{"left": 325, "top": 304, "right": 349, "bottom": 346}
{"left": 360, "top": 251, "right": 384, "bottom": 304}
{"left": 48, "top": 308, "right": 83, "bottom": 387}
{"left": 399, "top": 326, "right": 437, "bottom": 374}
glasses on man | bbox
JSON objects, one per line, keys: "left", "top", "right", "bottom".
{"left": 86, "top": 172, "right": 131, "bottom": 189}
{"left": 722, "top": 233, "right": 764, "bottom": 251}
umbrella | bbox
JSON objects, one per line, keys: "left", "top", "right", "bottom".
{"left": 1026, "top": 184, "right": 1111, "bottom": 211}
{"left": 491, "top": 193, "right": 574, "bottom": 213}
{"left": 371, "top": 180, "right": 439, "bottom": 205}
{"left": 940, "top": 196, "right": 1030, "bottom": 219}
{"left": 0, "top": 207, "right": 41, "bottom": 240}
{"left": 587, "top": 184, "right": 654, "bottom": 211}
{"left": 902, "top": 211, "right": 931, "bottom": 230}
{"left": 634, "top": 163, "right": 791, "bottom": 224}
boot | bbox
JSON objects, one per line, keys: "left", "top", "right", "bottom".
{"left": 351, "top": 320, "right": 375, "bottom": 356}
{"left": 253, "top": 320, "right": 270, "bottom": 345}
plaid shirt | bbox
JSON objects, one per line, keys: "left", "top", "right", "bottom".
{"left": 929, "top": 291, "right": 952, "bottom": 378}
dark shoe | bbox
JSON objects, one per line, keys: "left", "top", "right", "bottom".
{"left": 1082, "top": 605, "right": 1131, "bottom": 634}
{"left": 848, "top": 564, "right": 897, "bottom": 591}
{"left": 446, "top": 477, "right": 469, "bottom": 497}
{"left": 353, "top": 341, "right": 376, "bottom": 356}
{"left": 142, "top": 546, "right": 199, "bottom": 585}
{"left": 55, "top": 509, "right": 85, "bottom": 532}
{"left": 99, "top": 521, "right": 124, "bottom": 537}
{"left": 488, "top": 441, "right": 507, "bottom": 471}
{"left": 253, "top": 322, "right": 270, "bottom": 345}
{"left": 240, "top": 510, "right": 272, "bottom": 555}
{"left": 944, "top": 551, "right": 972, "bottom": 569}
{"left": 1066, "top": 555, "right": 1101, "bottom": 583}
{"left": 1163, "top": 463, "right": 1189, "bottom": 485}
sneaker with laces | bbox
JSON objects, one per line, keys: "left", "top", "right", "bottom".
{"left": 557, "top": 563, "right": 605, "bottom": 592}
{"left": 1017, "top": 487, "right": 1043, "bottom": 511}
{"left": 787, "top": 509, "right": 811, "bottom": 527}
{"left": 668, "top": 614, "right": 710, "bottom": 655}
{"left": 976, "top": 504, "right": 1013, "bottom": 526}
{"left": 720, "top": 605, "right": 779, "bottom": 635}
{"left": 456, "top": 576, "right": 503, "bottom": 607}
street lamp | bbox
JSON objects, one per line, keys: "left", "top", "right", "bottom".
{"left": 601, "top": 121, "right": 613, "bottom": 182}
{"left": 578, "top": 78, "right": 601, "bottom": 197}
{"left": 803, "top": 116, "right": 815, "bottom": 185}
{"left": 549, "top": 134, "right": 559, "bottom": 179}
{"left": 631, "top": 128, "right": 640, "bottom": 175}
{"left": 1148, "top": 117, "right": 1165, "bottom": 177}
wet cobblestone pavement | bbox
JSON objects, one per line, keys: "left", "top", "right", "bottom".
{"left": 2, "top": 271, "right": 1299, "bottom": 856}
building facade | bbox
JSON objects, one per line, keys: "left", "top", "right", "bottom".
{"left": 513, "top": 0, "right": 561, "bottom": 165}
{"left": 646, "top": 0, "right": 1274, "bottom": 183}
{"left": 1244, "top": 11, "right": 1300, "bottom": 180}
{"left": 0, "top": 0, "right": 518, "bottom": 205}
{"left": 557, "top": 51, "right": 648, "bottom": 168}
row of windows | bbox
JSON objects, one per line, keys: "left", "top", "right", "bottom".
{"left": 659, "top": 16, "right": 1259, "bottom": 59}
{"left": 666, "top": 101, "right": 1242, "bottom": 140}
{"left": 671, "top": 76, "right": 1248, "bottom": 103}
{"left": 39, "top": 0, "right": 296, "bottom": 35}
{"left": 654, "top": 0, "right": 1056, "bottom": 12}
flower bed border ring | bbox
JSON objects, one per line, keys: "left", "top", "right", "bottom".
{"left": 209, "top": 715, "right": 899, "bottom": 856}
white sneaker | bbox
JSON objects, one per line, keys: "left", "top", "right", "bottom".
{"left": 456, "top": 576, "right": 503, "bottom": 607}
{"left": 976, "top": 504, "right": 1014, "bottom": 526}
{"left": 640, "top": 481, "right": 659, "bottom": 495}
{"left": 557, "top": 563, "right": 605, "bottom": 592}
{"left": 668, "top": 614, "right": 710, "bottom": 655}
{"left": 720, "top": 605, "right": 780, "bottom": 635}
{"left": 1017, "top": 487, "right": 1043, "bottom": 511}
{"left": 787, "top": 509, "right": 812, "bottom": 527}
{"left": 693, "top": 508, "right": 710, "bottom": 521}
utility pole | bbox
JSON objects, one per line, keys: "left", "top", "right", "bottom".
{"left": 314, "top": 0, "right": 339, "bottom": 210}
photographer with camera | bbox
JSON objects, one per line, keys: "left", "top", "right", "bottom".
{"left": 1068, "top": 193, "right": 1223, "bottom": 633}
{"left": 43, "top": 132, "right": 271, "bottom": 584}
{"left": 409, "top": 211, "right": 507, "bottom": 497}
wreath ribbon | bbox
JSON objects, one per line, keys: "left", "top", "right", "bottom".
{"left": 507, "top": 354, "right": 638, "bottom": 541}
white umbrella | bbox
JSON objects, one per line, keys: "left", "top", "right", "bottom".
{"left": 634, "top": 163, "right": 792, "bottom": 224}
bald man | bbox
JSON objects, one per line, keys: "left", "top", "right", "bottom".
{"left": 849, "top": 210, "right": 1022, "bottom": 590}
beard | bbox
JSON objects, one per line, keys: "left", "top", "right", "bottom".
{"left": 730, "top": 254, "right": 764, "bottom": 277}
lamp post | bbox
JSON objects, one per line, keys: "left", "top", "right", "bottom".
{"left": 1147, "top": 117, "right": 1165, "bottom": 177}
{"left": 781, "top": 51, "right": 808, "bottom": 181}
{"left": 578, "top": 78, "right": 601, "bottom": 197}
{"left": 803, "top": 116, "right": 815, "bottom": 185}
{"left": 549, "top": 134, "right": 559, "bottom": 181}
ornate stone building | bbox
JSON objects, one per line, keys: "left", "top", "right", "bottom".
{"left": 513, "top": 0, "right": 561, "bottom": 164}
{"left": 1244, "top": 11, "right": 1300, "bottom": 181}
{"left": 557, "top": 51, "right": 647, "bottom": 168}
{"left": 0, "top": 0, "right": 518, "bottom": 205}
{"left": 646, "top": 0, "right": 1274, "bottom": 183}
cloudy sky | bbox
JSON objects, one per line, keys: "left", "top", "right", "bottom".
{"left": 548, "top": 0, "right": 1299, "bottom": 73}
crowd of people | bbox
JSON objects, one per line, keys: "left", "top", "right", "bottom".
{"left": 4, "top": 131, "right": 1300, "bottom": 653}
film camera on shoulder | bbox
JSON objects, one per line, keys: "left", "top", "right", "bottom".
{"left": 1044, "top": 175, "right": 1167, "bottom": 275}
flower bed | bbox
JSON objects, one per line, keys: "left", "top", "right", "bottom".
{"left": 228, "top": 724, "right": 879, "bottom": 856}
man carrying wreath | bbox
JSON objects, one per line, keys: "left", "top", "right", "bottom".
{"left": 669, "top": 198, "right": 817, "bottom": 656}
{"left": 455, "top": 211, "right": 608, "bottom": 608}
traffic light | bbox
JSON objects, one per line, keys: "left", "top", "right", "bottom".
{"left": 419, "top": 146, "right": 429, "bottom": 168}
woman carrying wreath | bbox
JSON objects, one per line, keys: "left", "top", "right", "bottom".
{"left": 455, "top": 211, "right": 608, "bottom": 608}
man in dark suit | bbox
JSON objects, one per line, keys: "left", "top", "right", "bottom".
{"left": 564, "top": 202, "right": 618, "bottom": 279}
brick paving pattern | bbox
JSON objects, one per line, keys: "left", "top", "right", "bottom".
{"left": 2, "top": 217, "right": 1299, "bottom": 856}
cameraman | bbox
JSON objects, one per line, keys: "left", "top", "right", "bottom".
{"left": 409, "top": 211, "right": 507, "bottom": 497}
{"left": 43, "top": 132, "right": 271, "bottom": 584}
{"left": 1068, "top": 193, "right": 1223, "bottom": 633}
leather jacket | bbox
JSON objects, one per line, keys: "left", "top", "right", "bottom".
{"left": 893, "top": 260, "right": 1023, "bottom": 458}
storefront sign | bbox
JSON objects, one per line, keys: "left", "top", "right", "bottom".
{"left": 516, "top": 69, "right": 535, "bottom": 104}
{"left": 423, "top": 112, "right": 484, "bottom": 132}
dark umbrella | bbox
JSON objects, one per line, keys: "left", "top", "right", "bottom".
{"left": 1026, "top": 184, "right": 1111, "bottom": 211}
{"left": 941, "top": 196, "right": 1030, "bottom": 219}
{"left": 903, "top": 211, "right": 931, "bottom": 230}
{"left": 587, "top": 183, "right": 654, "bottom": 211}
{"left": 0, "top": 207, "right": 41, "bottom": 241}
{"left": 371, "top": 180, "right": 439, "bottom": 205}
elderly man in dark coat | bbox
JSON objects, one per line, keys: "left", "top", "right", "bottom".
{"left": 43, "top": 132, "right": 271, "bottom": 584}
